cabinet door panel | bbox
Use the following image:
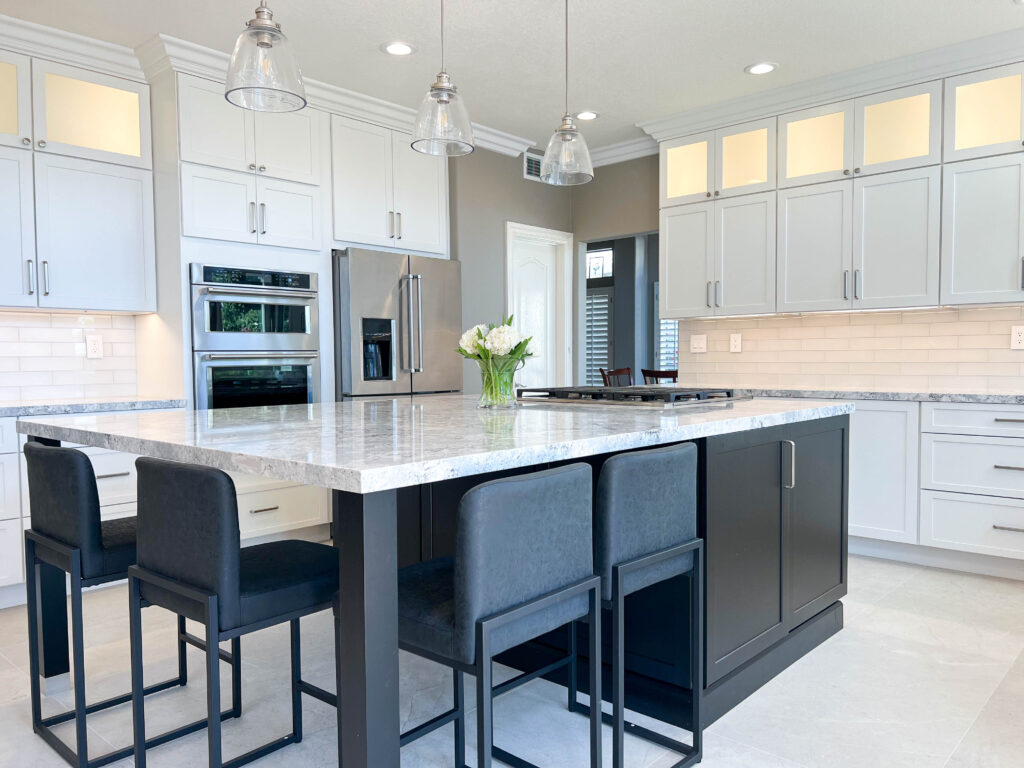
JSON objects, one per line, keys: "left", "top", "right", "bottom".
{"left": 715, "top": 191, "right": 775, "bottom": 315}
{"left": 849, "top": 401, "right": 919, "bottom": 543}
{"left": 855, "top": 81, "right": 941, "bottom": 175}
{"left": 0, "top": 50, "right": 30, "bottom": 150}
{"left": 0, "top": 519, "right": 22, "bottom": 587}
{"left": 945, "top": 63, "right": 1024, "bottom": 163}
{"left": 181, "top": 164, "right": 257, "bottom": 244}
{"left": 254, "top": 108, "right": 321, "bottom": 184}
{"left": 853, "top": 166, "right": 940, "bottom": 309}
{"left": 779, "top": 101, "right": 854, "bottom": 187}
{"left": 941, "top": 155, "right": 1024, "bottom": 305}
{"left": 0, "top": 146, "right": 36, "bottom": 307}
{"left": 715, "top": 118, "right": 776, "bottom": 198}
{"left": 777, "top": 180, "right": 853, "bottom": 312}
{"left": 659, "top": 202, "right": 714, "bottom": 318}
{"left": 331, "top": 115, "right": 393, "bottom": 248}
{"left": 256, "top": 177, "right": 321, "bottom": 250}
{"left": 660, "top": 131, "right": 714, "bottom": 206}
{"left": 31, "top": 59, "right": 151, "bottom": 169}
{"left": 177, "top": 73, "right": 255, "bottom": 173}
{"left": 391, "top": 134, "right": 448, "bottom": 255}
{"left": 34, "top": 154, "right": 155, "bottom": 312}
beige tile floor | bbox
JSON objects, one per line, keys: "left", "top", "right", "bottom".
{"left": 0, "top": 555, "right": 1022, "bottom": 767}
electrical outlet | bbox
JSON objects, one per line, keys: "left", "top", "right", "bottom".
{"left": 85, "top": 335, "right": 103, "bottom": 359}
{"left": 1013, "top": 326, "right": 1024, "bottom": 350}
{"left": 689, "top": 334, "right": 707, "bottom": 354}
{"left": 730, "top": 333, "right": 742, "bottom": 353}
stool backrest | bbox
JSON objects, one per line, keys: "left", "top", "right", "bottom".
{"left": 135, "top": 458, "right": 242, "bottom": 629}
{"left": 454, "top": 463, "right": 593, "bottom": 662}
{"left": 594, "top": 442, "right": 697, "bottom": 601}
{"left": 23, "top": 442, "right": 104, "bottom": 577}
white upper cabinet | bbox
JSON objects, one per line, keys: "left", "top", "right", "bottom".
{"left": 714, "top": 192, "right": 776, "bottom": 315}
{"left": 0, "top": 146, "right": 35, "bottom": 307}
{"left": 779, "top": 102, "right": 854, "bottom": 187}
{"left": 31, "top": 59, "right": 151, "bottom": 169}
{"left": 0, "top": 50, "right": 30, "bottom": 150}
{"left": 941, "top": 154, "right": 1024, "bottom": 305}
{"left": 944, "top": 63, "right": 1024, "bottom": 163}
{"left": 777, "top": 180, "right": 853, "bottom": 312}
{"left": 660, "top": 131, "right": 713, "bottom": 206}
{"left": 178, "top": 74, "right": 255, "bottom": 173}
{"left": 253, "top": 109, "right": 322, "bottom": 185}
{"left": 854, "top": 82, "right": 942, "bottom": 175}
{"left": 659, "top": 202, "right": 714, "bottom": 318}
{"left": 852, "top": 166, "right": 940, "bottom": 309}
{"left": 390, "top": 133, "right": 447, "bottom": 254}
{"left": 33, "top": 153, "right": 155, "bottom": 312}
{"left": 255, "top": 176, "right": 321, "bottom": 250}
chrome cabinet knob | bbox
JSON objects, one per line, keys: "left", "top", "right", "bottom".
{"left": 705, "top": 192, "right": 712, "bottom": 198}
{"left": 714, "top": 190, "right": 720, "bottom": 196}
{"left": 37, "top": 139, "right": 47, "bottom": 148}
{"left": 248, "top": 163, "right": 257, "bottom": 170}
{"left": 258, "top": 165, "right": 266, "bottom": 172}
{"left": 21, "top": 137, "right": 30, "bottom": 146}
{"left": 854, "top": 167, "right": 861, "bottom": 174}
{"left": 843, "top": 169, "right": 851, "bottom": 176}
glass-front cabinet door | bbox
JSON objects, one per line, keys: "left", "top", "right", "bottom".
{"left": 854, "top": 82, "right": 941, "bottom": 175}
{"left": 0, "top": 50, "right": 30, "bottom": 150}
{"left": 779, "top": 101, "right": 854, "bottom": 188}
{"left": 944, "top": 63, "right": 1024, "bottom": 163}
{"left": 660, "top": 131, "right": 713, "bottom": 206}
{"left": 715, "top": 117, "right": 776, "bottom": 199}
{"left": 31, "top": 59, "right": 151, "bottom": 169}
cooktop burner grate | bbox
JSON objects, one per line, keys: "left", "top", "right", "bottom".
{"left": 516, "top": 385, "right": 735, "bottom": 404}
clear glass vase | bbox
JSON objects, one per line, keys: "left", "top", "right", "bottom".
{"left": 477, "top": 356, "right": 520, "bottom": 409}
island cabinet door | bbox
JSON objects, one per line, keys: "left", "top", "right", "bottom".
{"left": 705, "top": 428, "right": 787, "bottom": 686}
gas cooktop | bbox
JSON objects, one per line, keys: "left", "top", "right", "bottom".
{"left": 516, "top": 385, "right": 739, "bottom": 406}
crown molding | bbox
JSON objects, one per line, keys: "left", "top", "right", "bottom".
{"left": 136, "top": 34, "right": 532, "bottom": 156}
{"left": 590, "top": 136, "right": 658, "bottom": 168}
{"left": 0, "top": 13, "right": 144, "bottom": 81}
{"left": 639, "top": 26, "right": 1024, "bottom": 142}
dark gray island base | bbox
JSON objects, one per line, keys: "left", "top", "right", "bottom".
{"left": 397, "top": 414, "right": 850, "bottom": 730}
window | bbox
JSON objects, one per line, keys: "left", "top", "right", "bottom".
{"left": 585, "top": 287, "right": 613, "bottom": 385}
{"left": 586, "top": 248, "right": 613, "bottom": 279}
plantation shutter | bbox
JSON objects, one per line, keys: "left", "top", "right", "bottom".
{"left": 585, "top": 287, "right": 613, "bottom": 385}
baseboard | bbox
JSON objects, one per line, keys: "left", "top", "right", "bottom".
{"left": 850, "top": 537, "right": 1024, "bottom": 581}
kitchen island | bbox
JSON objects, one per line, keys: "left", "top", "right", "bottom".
{"left": 18, "top": 394, "right": 853, "bottom": 768}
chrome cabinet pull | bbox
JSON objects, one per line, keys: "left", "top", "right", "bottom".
{"left": 706, "top": 281, "right": 712, "bottom": 308}
{"left": 249, "top": 201, "right": 257, "bottom": 234}
{"left": 250, "top": 505, "right": 279, "bottom": 515}
{"left": 843, "top": 270, "right": 850, "bottom": 300}
{"left": 388, "top": 211, "right": 395, "bottom": 238}
{"left": 995, "top": 418, "right": 1024, "bottom": 424}
{"left": 995, "top": 464, "right": 1024, "bottom": 472}
{"left": 26, "top": 259, "right": 35, "bottom": 295}
{"left": 994, "top": 524, "right": 1024, "bottom": 534}
{"left": 854, "top": 269, "right": 862, "bottom": 300}
{"left": 714, "top": 280, "right": 722, "bottom": 308}
{"left": 413, "top": 274, "right": 424, "bottom": 373}
{"left": 96, "top": 471, "right": 130, "bottom": 480}
{"left": 396, "top": 212, "right": 402, "bottom": 240}
{"left": 42, "top": 260, "right": 50, "bottom": 296}
{"left": 259, "top": 202, "right": 267, "bottom": 235}
{"left": 783, "top": 440, "right": 796, "bottom": 489}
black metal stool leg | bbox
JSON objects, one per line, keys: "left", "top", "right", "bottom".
{"left": 567, "top": 621, "right": 578, "bottom": 712}
{"left": 129, "top": 577, "right": 147, "bottom": 768}
{"left": 290, "top": 619, "right": 302, "bottom": 743}
{"left": 177, "top": 614, "right": 188, "bottom": 686}
{"left": 613, "top": 577, "right": 626, "bottom": 768}
{"left": 24, "top": 538, "right": 43, "bottom": 734}
{"left": 231, "top": 636, "right": 242, "bottom": 719}
{"left": 205, "top": 597, "right": 223, "bottom": 768}
{"left": 588, "top": 585, "right": 603, "bottom": 768}
{"left": 453, "top": 669, "right": 465, "bottom": 768}
{"left": 476, "top": 627, "right": 493, "bottom": 768}
{"left": 69, "top": 556, "right": 89, "bottom": 768}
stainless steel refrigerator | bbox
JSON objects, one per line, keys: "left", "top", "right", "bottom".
{"left": 333, "top": 248, "right": 462, "bottom": 397}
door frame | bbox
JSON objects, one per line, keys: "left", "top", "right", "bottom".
{"left": 504, "top": 221, "right": 574, "bottom": 387}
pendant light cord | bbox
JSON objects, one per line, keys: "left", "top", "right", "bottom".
{"left": 441, "top": 0, "right": 445, "bottom": 73}
{"left": 564, "top": 0, "right": 569, "bottom": 115}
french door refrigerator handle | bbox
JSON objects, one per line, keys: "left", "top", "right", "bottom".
{"left": 403, "top": 274, "right": 415, "bottom": 372}
{"left": 413, "top": 274, "right": 424, "bottom": 373}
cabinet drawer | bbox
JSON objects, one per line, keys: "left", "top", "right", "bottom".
{"left": 922, "top": 402, "right": 1024, "bottom": 437}
{"left": 921, "top": 434, "right": 1024, "bottom": 499}
{"left": 90, "top": 452, "right": 139, "bottom": 508}
{"left": 0, "top": 418, "right": 18, "bottom": 454}
{"left": 237, "top": 485, "right": 328, "bottom": 540}
{"left": 0, "top": 518, "right": 23, "bottom": 587}
{"left": 921, "top": 491, "right": 1024, "bottom": 560}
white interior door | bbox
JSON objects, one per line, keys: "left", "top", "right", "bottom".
{"left": 505, "top": 223, "right": 573, "bottom": 389}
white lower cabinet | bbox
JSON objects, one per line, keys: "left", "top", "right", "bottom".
{"left": 921, "top": 491, "right": 1024, "bottom": 559}
{"left": 237, "top": 483, "right": 328, "bottom": 540}
{"left": 0, "top": 518, "right": 22, "bottom": 587}
{"left": 921, "top": 433, "right": 1024, "bottom": 500}
{"left": 849, "top": 400, "right": 920, "bottom": 543}
{"left": 0, "top": 453, "right": 19, "bottom": 522}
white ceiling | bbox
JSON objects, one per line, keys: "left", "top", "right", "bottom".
{"left": 3, "top": 0, "right": 1024, "bottom": 149}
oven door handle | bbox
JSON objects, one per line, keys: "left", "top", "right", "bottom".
{"left": 198, "top": 351, "right": 319, "bottom": 361}
{"left": 197, "top": 285, "right": 318, "bottom": 300}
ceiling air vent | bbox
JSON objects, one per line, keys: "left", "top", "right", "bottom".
{"left": 523, "top": 150, "right": 543, "bottom": 182}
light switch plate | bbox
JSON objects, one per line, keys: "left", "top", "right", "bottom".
{"left": 689, "top": 334, "right": 707, "bottom": 354}
{"left": 85, "top": 335, "right": 103, "bottom": 359}
{"left": 1013, "top": 326, "right": 1024, "bottom": 350}
{"left": 730, "top": 333, "right": 742, "bottom": 353}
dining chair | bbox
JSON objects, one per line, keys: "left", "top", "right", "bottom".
{"left": 600, "top": 367, "right": 634, "bottom": 386}
{"left": 641, "top": 368, "right": 678, "bottom": 384}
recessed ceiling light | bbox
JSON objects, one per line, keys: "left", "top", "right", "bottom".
{"left": 381, "top": 41, "right": 415, "bottom": 56}
{"left": 744, "top": 62, "right": 777, "bottom": 75}
{"left": 576, "top": 111, "right": 599, "bottom": 120}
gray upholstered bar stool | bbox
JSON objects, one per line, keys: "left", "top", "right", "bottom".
{"left": 22, "top": 441, "right": 239, "bottom": 768}
{"left": 128, "top": 458, "right": 340, "bottom": 768}
{"left": 572, "top": 442, "right": 704, "bottom": 768}
{"left": 396, "top": 463, "right": 603, "bottom": 768}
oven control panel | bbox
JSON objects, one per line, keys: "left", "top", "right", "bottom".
{"left": 195, "top": 264, "right": 315, "bottom": 291}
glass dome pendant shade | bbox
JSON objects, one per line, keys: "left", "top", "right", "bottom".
{"left": 540, "top": 113, "right": 593, "bottom": 185}
{"left": 225, "top": 1, "right": 307, "bottom": 112}
{"left": 411, "top": 71, "right": 475, "bottom": 156}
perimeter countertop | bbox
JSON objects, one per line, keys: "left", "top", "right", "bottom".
{"left": 0, "top": 397, "right": 186, "bottom": 418}
{"left": 16, "top": 395, "right": 853, "bottom": 494}
{"left": 733, "top": 389, "right": 1024, "bottom": 404}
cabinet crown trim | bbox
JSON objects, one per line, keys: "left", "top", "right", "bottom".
{"left": 640, "top": 26, "right": 1024, "bottom": 142}
{"left": 590, "top": 136, "right": 659, "bottom": 168}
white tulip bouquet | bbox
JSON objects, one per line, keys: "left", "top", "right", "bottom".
{"left": 456, "top": 316, "right": 533, "bottom": 408}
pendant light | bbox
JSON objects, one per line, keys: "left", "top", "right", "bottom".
{"left": 411, "top": 0, "right": 475, "bottom": 156}
{"left": 540, "top": 0, "right": 593, "bottom": 185}
{"left": 225, "top": 1, "right": 307, "bottom": 112}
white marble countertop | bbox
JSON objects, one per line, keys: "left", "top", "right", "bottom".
{"left": 732, "top": 388, "right": 1024, "bottom": 404}
{"left": 16, "top": 395, "right": 854, "bottom": 494}
{"left": 0, "top": 397, "right": 186, "bottom": 418}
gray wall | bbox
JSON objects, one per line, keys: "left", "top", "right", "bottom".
{"left": 573, "top": 154, "right": 659, "bottom": 243}
{"left": 449, "top": 149, "right": 572, "bottom": 392}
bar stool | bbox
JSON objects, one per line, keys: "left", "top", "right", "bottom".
{"left": 128, "top": 457, "right": 339, "bottom": 768}
{"left": 22, "top": 441, "right": 240, "bottom": 768}
{"left": 397, "top": 464, "right": 603, "bottom": 768}
{"left": 572, "top": 442, "right": 704, "bottom": 768}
